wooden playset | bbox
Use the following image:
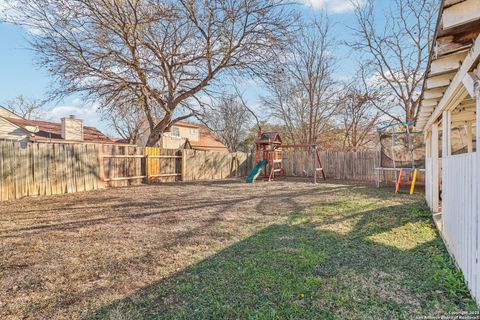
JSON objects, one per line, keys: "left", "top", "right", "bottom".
{"left": 246, "top": 131, "right": 326, "bottom": 183}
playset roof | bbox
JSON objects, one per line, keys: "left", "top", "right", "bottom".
{"left": 257, "top": 132, "right": 282, "bottom": 145}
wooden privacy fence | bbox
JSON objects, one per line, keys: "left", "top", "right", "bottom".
{"left": 283, "top": 150, "right": 380, "bottom": 181}
{"left": 0, "top": 139, "right": 426, "bottom": 201}
{"left": 0, "top": 140, "right": 102, "bottom": 201}
{"left": 101, "top": 144, "right": 144, "bottom": 187}
{"left": 321, "top": 151, "right": 379, "bottom": 181}
{"left": 282, "top": 150, "right": 425, "bottom": 184}
{"left": 0, "top": 140, "right": 253, "bottom": 201}
{"left": 145, "top": 147, "right": 182, "bottom": 182}
{"left": 182, "top": 149, "right": 253, "bottom": 181}
{"left": 102, "top": 148, "right": 251, "bottom": 184}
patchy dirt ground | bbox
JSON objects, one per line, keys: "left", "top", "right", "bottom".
{"left": 0, "top": 179, "right": 476, "bottom": 319}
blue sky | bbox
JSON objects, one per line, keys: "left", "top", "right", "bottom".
{"left": 0, "top": 0, "right": 378, "bottom": 136}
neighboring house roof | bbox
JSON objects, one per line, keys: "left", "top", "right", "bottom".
{"left": 2, "top": 117, "right": 112, "bottom": 143}
{"left": 164, "top": 119, "right": 228, "bottom": 151}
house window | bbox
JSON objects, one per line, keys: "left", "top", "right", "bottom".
{"left": 190, "top": 128, "right": 198, "bottom": 136}
{"left": 171, "top": 127, "right": 180, "bottom": 138}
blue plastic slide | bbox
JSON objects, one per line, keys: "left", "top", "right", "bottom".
{"left": 246, "top": 160, "right": 267, "bottom": 183}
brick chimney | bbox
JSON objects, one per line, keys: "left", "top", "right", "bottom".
{"left": 61, "top": 115, "right": 84, "bottom": 141}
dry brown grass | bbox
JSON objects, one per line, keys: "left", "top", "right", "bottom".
{"left": 1, "top": 178, "right": 350, "bottom": 319}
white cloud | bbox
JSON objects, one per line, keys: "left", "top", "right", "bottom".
{"left": 0, "top": 0, "right": 14, "bottom": 19}
{"left": 46, "top": 104, "right": 98, "bottom": 122}
{"left": 303, "top": 0, "right": 364, "bottom": 13}
{"left": 0, "top": 0, "right": 44, "bottom": 35}
{"left": 0, "top": 0, "right": 8, "bottom": 17}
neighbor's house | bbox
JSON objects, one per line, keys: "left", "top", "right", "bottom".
{"left": 0, "top": 106, "right": 113, "bottom": 144}
{"left": 418, "top": 0, "right": 480, "bottom": 304}
{"left": 160, "top": 121, "right": 229, "bottom": 152}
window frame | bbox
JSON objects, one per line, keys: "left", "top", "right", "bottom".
{"left": 171, "top": 127, "right": 180, "bottom": 138}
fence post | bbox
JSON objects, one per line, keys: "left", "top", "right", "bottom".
{"left": 145, "top": 154, "right": 150, "bottom": 183}
{"left": 98, "top": 144, "right": 105, "bottom": 186}
{"left": 181, "top": 149, "right": 187, "bottom": 181}
{"left": 233, "top": 152, "right": 238, "bottom": 177}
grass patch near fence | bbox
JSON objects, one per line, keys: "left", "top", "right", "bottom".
{"left": 90, "top": 184, "right": 478, "bottom": 319}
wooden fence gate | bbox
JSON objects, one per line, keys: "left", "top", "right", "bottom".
{"left": 101, "top": 146, "right": 183, "bottom": 186}
{"left": 145, "top": 147, "right": 182, "bottom": 182}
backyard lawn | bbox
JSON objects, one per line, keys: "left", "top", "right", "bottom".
{"left": 0, "top": 179, "right": 478, "bottom": 319}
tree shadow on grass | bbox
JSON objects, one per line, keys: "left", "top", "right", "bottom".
{"left": 0, "top": 184, "right": 350, "bottom": 239}
{"left": 87, "top": 200, "right": 478, "bottom": 320}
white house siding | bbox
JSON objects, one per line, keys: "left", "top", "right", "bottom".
{"left": 418, "top": 0, "right": 480, "bottom": 304}
{"left": 442, "top": 153, "right": 479, "bottom": 303}
{"left": 160, "top": 125, "right": 200, "bottom": 149}
{"left": 0, "top": 117, "right": 29, "bottom": 143}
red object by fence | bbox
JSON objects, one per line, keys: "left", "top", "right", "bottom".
{"left": 395, "top": 169, "right": 403, "bottom": 193}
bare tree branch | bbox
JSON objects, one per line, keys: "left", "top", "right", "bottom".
{"left": 337, "top": 80, "right": 384, "bottom": 151}
{"left": 348, "top": 0, "right": 436, "bottom": 124}
{"left": 263, "top": 15, "right": 337, "bottom": 145}
{"left": 6, "top": 0, "right": 297, "bottom": 146}
{"left": 3, "top": 95, "right": 45, "bottom": 120}
{"left": 206, "top": 93, "right": 251, "bottom": 152}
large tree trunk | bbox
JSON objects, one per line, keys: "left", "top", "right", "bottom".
{"left": 145, "top": 114, "right": 173, "bottom": 147}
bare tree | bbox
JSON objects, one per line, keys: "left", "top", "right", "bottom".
{"left": 6, "top": 0, "right": 297, "bottom": 146}
{"left": 349, "top": 0, "right": 436, "bottom": 124}
{"left": 337, "top": 82, "right": 383, "bottom": 151}
{"left": 263, "top": 16, "right": 337, "bottom": 145}
{"left": 103, "top": 106, "right": 147, "bottom": 145}
{"left": 99, "top": 88, "right": 162, "bottom": 145}
{"left": 207, "top": 93, "right": 251, "bottom": 152}
{"left": 3, "top": 95, "right": 44, "bottom": 119}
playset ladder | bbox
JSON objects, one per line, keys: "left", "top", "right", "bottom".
{"left": 268, "top": 152, "right": 284, "bottom": 181}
